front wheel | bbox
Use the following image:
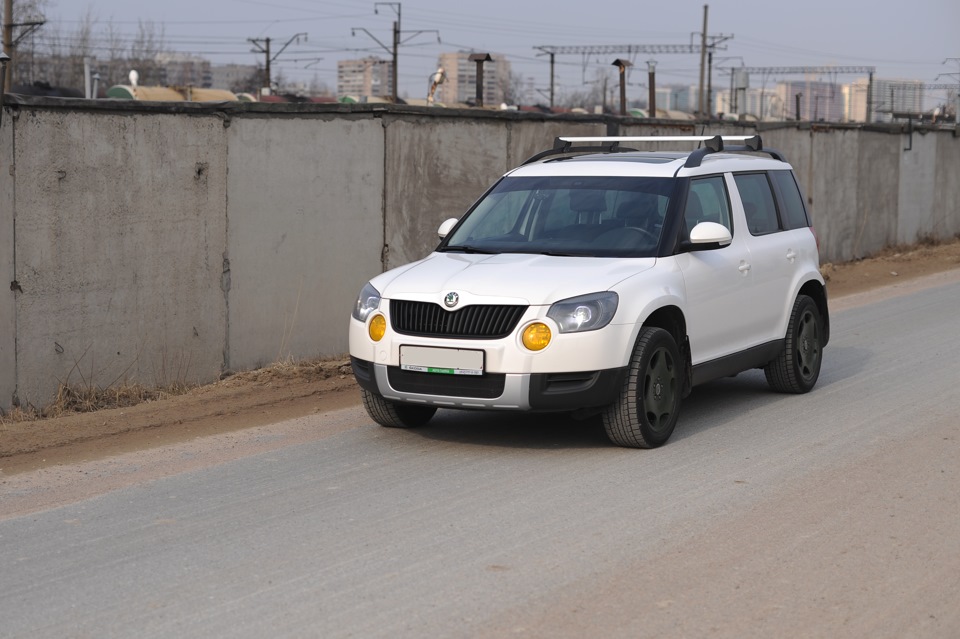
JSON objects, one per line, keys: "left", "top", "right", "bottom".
{"left": 361, "top": 389, "right": 437, "bottom": 428}
{"left": 601, "top": 327, "right": 682, "bottom": 448}
{"left": 764, "top": 294, "right": 823, "bottom": 393}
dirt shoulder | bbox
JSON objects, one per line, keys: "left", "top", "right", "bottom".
{"left": 3, "top": 238, "right": 960, "bottom": 475}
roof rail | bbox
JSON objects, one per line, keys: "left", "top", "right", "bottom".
{"left": 521, "top": 137, "right": 639, "bottom": 165}
{"left": 523, "top": 134, "right": 786, "bottom": 168}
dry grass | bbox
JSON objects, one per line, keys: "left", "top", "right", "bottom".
{"left": 0, "top": 356, "right": 351, "bottom": 425}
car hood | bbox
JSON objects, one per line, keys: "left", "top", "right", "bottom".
{"left": 371, "top": 252, "right": 656, "bottom": 307}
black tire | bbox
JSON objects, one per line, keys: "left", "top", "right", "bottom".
{"left": 764, "top": 294, "right": 823, "bottom": 393}
{"left": 601, "top": 327, "right": 682, "bottom": 448}
{"left": 361, "top": 389, "right": 437, "bottom": 428}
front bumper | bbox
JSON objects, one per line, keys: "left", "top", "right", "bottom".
{"left": 351, "top": 356, "right": 626, "bottom": 411}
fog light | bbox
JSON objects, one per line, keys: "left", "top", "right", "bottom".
{"left": 369, "top": 314, "right": 386, "bottom": 342}
{"left": 522, "top": 323, "right": 551, "bottom": 351}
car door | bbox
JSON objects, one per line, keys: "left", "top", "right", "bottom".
{"left": 675, "top": 175, "right": 758, "bottom": 365}
{"left": 730, "top": 171, "right": 803, "bottom": 343}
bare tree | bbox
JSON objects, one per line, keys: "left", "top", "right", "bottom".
{"left": 9, "top": 0, "right": 50, "bottom": 85}
{"left": 103, "top": 19, "right": 128, "bottom": 88}
{"left": 229, "top": 65, "right": 264, "bottom": 95}
{"left": 498, "top": 70, "right": 527, "bottom": 106}
{"left": 128, "top": 20, "right": 166, "bottom": 85}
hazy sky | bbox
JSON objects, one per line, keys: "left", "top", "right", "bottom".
{"left": 45, "top": 0, "right": 960, "bottom": 105}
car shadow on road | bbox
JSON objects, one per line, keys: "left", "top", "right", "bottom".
{"left": 407, "top": 409, "right": 612, "bottom": 450}
{"left": 396, "top": 346, "right": 870, "bottom": 450}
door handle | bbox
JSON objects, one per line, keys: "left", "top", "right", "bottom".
{"left": 785, "top": 249, "right": 797, "bottom": 262}
{"left": 738, "top": 262, "right": 752, "bottom": 273}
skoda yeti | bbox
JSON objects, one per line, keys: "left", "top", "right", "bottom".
{"left": 349, "top": 135, "right": 829, "bottom": 448}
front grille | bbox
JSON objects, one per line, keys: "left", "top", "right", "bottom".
{"left": 387, "top": 367, "right": 506, "bottom": 398}
{"left": 391, "top": 300, "right": 527, "bottom": 339}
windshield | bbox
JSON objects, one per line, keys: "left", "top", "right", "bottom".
{"left": 442, "top": 175, "right": 674, "bottom": 257}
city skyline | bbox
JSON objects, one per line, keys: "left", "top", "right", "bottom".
{"left": 23, "top": 0, "right": 960, "bottom": 109}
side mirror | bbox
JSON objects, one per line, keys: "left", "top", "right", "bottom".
{"left": 437, "top": 217, "right": 458, "bottom": 239}
{"left": 689, "top": 221, "right": 732, "bottom": 247}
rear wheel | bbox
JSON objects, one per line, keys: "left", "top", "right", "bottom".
{"left": 361, "top": 389, "right": 437, "bottom": 428}
{"left": 764, "top": 294, "right": 823, "bottom": 393}
{"left": 601, "top": 327, "right": 682, "bottom": 448}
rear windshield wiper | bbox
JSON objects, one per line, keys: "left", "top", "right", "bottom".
{"left": 439, "top": 245, "right": 497, "bottom": 254}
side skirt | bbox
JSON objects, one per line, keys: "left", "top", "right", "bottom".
{"left": 691, "top": 339, "right": 784, "bottom": 387}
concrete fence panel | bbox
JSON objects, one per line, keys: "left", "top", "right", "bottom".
{"left": 225, "top": 115, "right": 385, "bottom": 369}
{"left": 506, "top": 120, "right": 607, "bottom": 167}
{"left": 933, "top": 133, "right": 960, "bottom": 239}
{"left": 854, "top": 132, "right": 901, "bottom": 258}
{"left": 806, "top": 128, "right": 863, "bottom": 263}
{"left": 383, "top": 116, "right": 510, "bottom": 269}
{"left": 11, "top": 109, "right": 228, "bottom": 406}
{"left": 1, "top": 114, "right": 14, "bottom": 409}
{"left": 898, "top": 130, "right": 940, "bottom": 244}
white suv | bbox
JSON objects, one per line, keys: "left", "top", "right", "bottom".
{"left": 349, "top": 135, "right": 829, "bottom": 448}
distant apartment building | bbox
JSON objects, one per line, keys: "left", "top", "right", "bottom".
{"left": 715, "top": 87, "right": 783, "bottom": 120}
{"left": 645, "top": 84, "right": 717, "bottom": 115}
{"left": 434, "top": 51, "right": 512, "bottom": 106}
{"left": 156, "top": 53, "right": 212, "bottom": 88}
{"left": 337, "top": 57, "right": 393, "bottom": 98}
{"left": 770, "top": 81, "right": 843, "bottom": 121}
{"left": 845, "top": 78, "right": 925, "bottom": 123}
{"left": 210, "top": 63, "right": 259, "bottom": 92}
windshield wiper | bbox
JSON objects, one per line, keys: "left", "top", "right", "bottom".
{"left": 439, "top": 245, "right": 497, "bottom": 254}
{"left": 538, "top": 250, "right": 589, "bottom": 257}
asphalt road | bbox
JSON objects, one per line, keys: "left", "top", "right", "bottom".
{"left": 2, "top": 277, "right": 959, "bottom": 638}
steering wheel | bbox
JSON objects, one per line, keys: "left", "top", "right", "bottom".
{"left": 593, "top": 226, "right": 658, "bottom": 250}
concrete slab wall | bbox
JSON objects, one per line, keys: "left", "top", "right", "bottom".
{"left": 226, "top": 115, "right": 385, "bottom": 369}
{"left": 383, "top": 117, "right": 510, "bottom": 269}
{"left": 854, "top": 133, "right": 901, "bottom": 258}
{"left": 507, "top": 120, "right": 606, "bottom": 167}
{"left": 897, "top": 131, "right": 939, "bottom": 244}
{"left": 0, "top": 114, "right": 14, "bottom": 409}
{"left": 1, "top": 100, "right": 959, "bottom": 411}
{"left": 12, "top": 110, "right": 227, "bottom": 406}
{"left": 933, "top": 133, "right": 960, "bottom": 239}
{"left": 805, "top": 129, "right": 863, "bottom": 263}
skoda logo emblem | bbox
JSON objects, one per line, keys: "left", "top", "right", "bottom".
{"left": 444, "top": 292, "right": 460, "bottom": 308}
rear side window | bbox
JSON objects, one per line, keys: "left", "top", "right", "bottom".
{"left": 770, "top": 171, "right": 809, "bottom": 230}
{"left": 733, "top": 173, "right": 779, "bottom": 236}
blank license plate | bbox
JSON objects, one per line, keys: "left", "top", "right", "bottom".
{"left": 400, "top": 346, "right": 484, "bottom": 376}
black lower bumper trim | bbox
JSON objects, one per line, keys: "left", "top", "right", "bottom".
{"left": 350, "top": 356, "right": 378, "bottom": 393}
{"left": 528, "top": 367, "right": 626, "bottom": 410}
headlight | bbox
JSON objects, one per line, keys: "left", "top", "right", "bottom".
{"left": 546, "top": 292, "right": 619, "bottom": 333}
{"left": 352, "top": 282, "right": 381, "bottom": 321}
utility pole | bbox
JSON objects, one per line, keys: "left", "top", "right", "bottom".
{"left": 2, "top": 0, "right": 45, "bottom": 89}
{"left": 534, "top": 48, "right": 556, "bottom": 107}
{"left": 706, "top": 48, "right": 713, "bottom": 117}
{"left": 248, "top": 33, "right": 307, "bottom": 97}
{"left": 697, "top": 4, "right": 708, "bottom": 117}
{"left": 353, "top": 3, "right": 439, "bottom": 102}
{"left": 389, "top": 5, "right": 399, "bottom": 103}
{"left": 248, "top": 37, "right": 271, "bottom": 94}
{"left": 704, "top": 35, "right": 732, "bottom": 118}
{"left": 3, "top": 0, "right": 12, "bottom": 88}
